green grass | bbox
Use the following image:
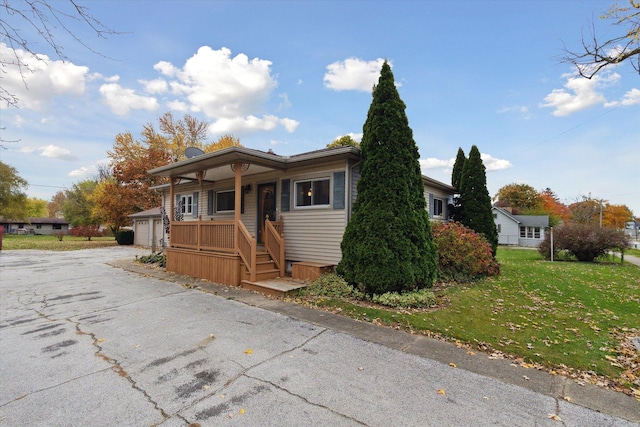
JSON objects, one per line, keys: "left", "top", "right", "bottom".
{"left": 626, "top": 247, "right": 640, "bottom": 257}
{"left": 295, "top": 248, "right": 640, "bottom": 395}
{"left": 1, "top": 234, "right": 118, "bottom": 251}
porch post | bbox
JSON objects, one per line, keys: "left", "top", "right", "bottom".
{"left": 233, "top": 162, "right": 242, "bottom": 253}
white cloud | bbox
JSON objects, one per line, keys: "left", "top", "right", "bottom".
{"left": 68, "top": 159, "right": 109, "bottom": 179}
{"left": 480, "top": 153, "right": 512, "bottom": 171}
{"left": 99, "top": 83, "right": 159, "bottom": 115}
{"left": 141, "top": 78, "right": 168, "bottom": 94}
{"left": 420, "top": 158, "right": 454, "bottom": 169}
{"left": 39, "top": 145, "right": 77, "bottom": 161}
{"left": 0, "top": 42, "right": 89, "bottom": 110}
{"left": 324, "top": 58, "right": 389, "bottom": 92}
{"left": 209, "top": 115, "right": 299, "bottom": 135}
{"left": 606, "top": 87, "right": 640, "bottom": 108}
{"left": 540, "top": 71, "right": 620, "bottom": 116}
{"left": 420, "top": 153, "right": 511, "bottom": 173}
{"left": 19, "top": 146, "right": 37, "bottom": 154}
{"left": 159, "top": 46, "right": 277, "bottom": 118}
{"left": 167, "top": 100, "right": 189, "bottom": 111}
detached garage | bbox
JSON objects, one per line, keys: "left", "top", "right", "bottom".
{"left": 129, "top": 207, "right": 165, "bottom": 249}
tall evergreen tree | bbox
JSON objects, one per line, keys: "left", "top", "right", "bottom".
{"left": 337, "top": 62, "right": 437, "bottom": 295}
{"left": 451, "top": 147, "right": 466, "bottom": 189}
{"left": 449, "top": 147, "right": 466, "bottom": 221}
{"left": 458, "top": 145, "right": 498, "bottom": 255}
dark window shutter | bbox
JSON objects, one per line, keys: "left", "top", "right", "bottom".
{"left": 429, "top": 193, "right": 434, "bottom": 218}
{"left": 207, "top": 190, "right": 214, "bottom": 215}
{"left": 175, "top": 194, "right": 181, "bottom": 219}
{"left": 281, "top": 179, "right": 290, "bottom": 212}
{"left": 192, "top": 192, "right": 199, "bottom": 218}
{"left": 333, "top": 171, "right": 345, "bottom": 209}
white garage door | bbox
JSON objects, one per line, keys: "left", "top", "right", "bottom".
{"left": 135, "top": 220, "right": 150, "bottom": 246}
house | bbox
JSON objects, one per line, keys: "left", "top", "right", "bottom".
{"left": 0, "top": 217, "right": 69, "bottom": 236}
{"left": 492, "top": 207, "right": 549, "bottom": 247}
{"left": 129, "top": 207, "right": 165, "bottom": 249}
{"left": 148, "top": 145, "right": 455, "bottom": 289}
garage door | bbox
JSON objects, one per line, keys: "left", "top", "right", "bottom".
{"left": 153, "top": 219, "right": 163, "bottom": 249}
{"left": 135, "top": 220, "right": 149, "bottom": 246}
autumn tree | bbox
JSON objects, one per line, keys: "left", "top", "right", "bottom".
{"left": 63, "top": 180, "right": 99, "bottom": 226}
{"left": 203, "top": 134, "right": 242, "bottom": 152}
{"left": 25, "top": 197, "right": 48, "bottom": 217}
{"left": 494, "top": 183, "right": 544, "bottom": 214}
{"left": 326, "top": 135, "right": 360, "bottom": 149}
{"left": 458, "top": 145, "right": 498, "bottom": 255}
{"left": 0, "top": 161, "right": 28, "bottom": 220}
{"left": 539, "top": 188, "right": 570, "bottom": 226}
{"left": 602, "top": 203, "right": 633, "bottom": 228}
{"left": 47, "top": 191, "right": 66, "bottom": 218}
{"left": 562, "top": 0, "right": 640, "bottom": 78}
{"left": 569, "top": 197, "right": 602, "bottom": 226}
{"left": 338, "top": 61, "right": 438, "bottom": 295}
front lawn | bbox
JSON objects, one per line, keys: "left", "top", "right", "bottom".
{"left": 294, "top": 248, "right": 640, "bottom": 397}
{"left": 1, "top": 234, "right": 118, "bottom": 251}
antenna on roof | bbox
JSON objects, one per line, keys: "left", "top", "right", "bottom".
{"left": 185, "top": 147, "right": 205, "bottom": 159}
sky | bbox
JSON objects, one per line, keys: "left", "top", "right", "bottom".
{"left": 1, "top": 0, "right": 638, "bottom": 215}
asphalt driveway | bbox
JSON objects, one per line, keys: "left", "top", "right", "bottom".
{"left": 0, "top": 247, "right": 637, "bottom": 426}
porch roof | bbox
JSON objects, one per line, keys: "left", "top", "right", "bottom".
{"left": 148, "top": 146, "right": 360, "bottom": 183}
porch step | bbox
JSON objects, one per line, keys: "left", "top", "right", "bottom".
{"left": 241, "top": 278, "right": 307, "bottom": 298}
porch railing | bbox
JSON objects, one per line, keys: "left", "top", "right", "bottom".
{"left": 237, "top": 221, "right": 257, "bottom": 282}
{"left": 265, "top": 219, "right": 285, "bottom": 277}
{"left": 170, "top": 220, "right": 235, "bottom": 253}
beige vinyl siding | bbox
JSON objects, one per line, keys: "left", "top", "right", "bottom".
{"left": 281, "top": 210, "right": 346, "bottom": 265}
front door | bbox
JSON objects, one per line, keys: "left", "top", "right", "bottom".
{"left": 257, "top": 182, "right": 276, "bottom": 244}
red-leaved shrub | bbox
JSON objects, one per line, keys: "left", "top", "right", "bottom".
{"left": 69, "top": 225, "right": 102, "bottom": 241}
{"left": 432, "top": 221, "right": 500, "bottom": 282}
{"left": 538, "top": 224, "right": 628, "bottom": 262}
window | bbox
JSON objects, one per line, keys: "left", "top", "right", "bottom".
{"left": 497, "top": 224, "right": 501, "bottom": 233}
{"left": 520, "top": 226, "right": 542, "bottom": 239}
{"left": 181, "top": 195, "right": 193, "bottom": 215}
{"left": 36, "top": 224, "right": 42, "bottom": 229}
{"left": 433, "top": 198, "right": 444, "bottom": 217}
{"left": 295, "top": 178, "right": 330, "bottom": 207}
{"left": 216, "top": 190, "right": 235, "bottom": 212}
{"left": 52, "top": 224, "right": 62, "bottom": 230}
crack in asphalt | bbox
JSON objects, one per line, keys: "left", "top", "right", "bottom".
{"left": 174, "top": 328, "right": 344, "bottom": 423}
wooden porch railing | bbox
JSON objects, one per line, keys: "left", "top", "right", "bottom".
{"left": 237, "top": 221, "right": 257, "bottom": 282}
{"left": 265, "top": 219, "right": 285, "bottom": 277}
{"left": 170, "top": 220, "right": 235, "bottom": 253}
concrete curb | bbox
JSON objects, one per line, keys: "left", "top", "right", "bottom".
{"left": 110, "top": 259, "right": 640, "bottom": 423}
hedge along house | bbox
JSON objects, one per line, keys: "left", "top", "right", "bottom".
{"left": 148, "top": 145, "right": 455, "bottom": 291}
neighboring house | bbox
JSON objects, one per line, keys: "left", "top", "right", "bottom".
{"left": 148, "top": 145, "right": 455, "bottom": 287}
{"left": 129, "top": 207, "right": 164, "bottom": 249}
{"left": 0, "top": 218, "right": 69, "bottom": 235}
{"left": 492, "top": 207, "right": 549, "bottom": 247}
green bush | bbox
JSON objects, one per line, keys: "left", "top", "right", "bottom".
{"left": 115, "top": 230, "right": 134, "bottom": 245}
{"left": 138, "top": 253, "right": 166, "bottom": 268}
{"left": 298, "top": 273, "right": 362, "bottom": 299}
{"left": 432, "top": 221, "right": 500, "bottom": 282}
{"left": 538, "top": 224, "right": 628, "bottom": 262}
{"left": 371, "top": 289, "right": 436, "bottom": 309}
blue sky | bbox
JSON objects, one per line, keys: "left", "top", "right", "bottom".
{"left": 1, "top": 0, "right": 638, "bottom": 215}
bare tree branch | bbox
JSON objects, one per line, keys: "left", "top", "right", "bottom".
{"left": 562, "top": 0, "right": 640, "bottom": 79}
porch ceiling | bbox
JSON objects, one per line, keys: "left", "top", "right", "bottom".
{"left": 148, "top": 146, "right": 286, "bottom": 182}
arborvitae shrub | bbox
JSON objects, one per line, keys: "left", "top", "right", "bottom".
{"left": 115, "top": 230, "right": 134, "bottom": 245}
{"left": 538, "top": 224, "right": 628, "bottom": 262}
{"left": 432, "top": 221, "right": 500, "bottom": 281}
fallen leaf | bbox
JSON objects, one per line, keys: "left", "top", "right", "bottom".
{"left": 523, "top": 375, "right": 530, "bottom": 381}
{"left": 239, "top": 408, "right": 245, "bottom": 415}
{"left": 437, "top": 389, "right": 446, "bottom": 395}
{"left": 244, "top": 349, "right": 253, "bottom": 355}
{"left": 548, "top": 414, "right": 561, "bottom": 421}
{"left": 97, "top": 338, "right": 106, "bottom": 343}
{"left": 449, "top": 363, "right": 457, "bottom": 368}
{"left": 563, "top": 396, "right": 572, "bottom": 402}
